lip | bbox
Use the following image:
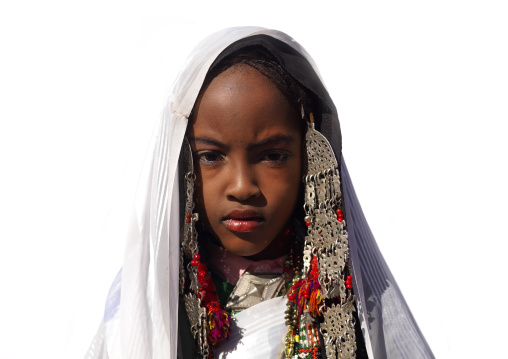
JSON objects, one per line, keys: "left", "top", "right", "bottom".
{"left": 223, "top": 209, "right": 265, "bottom": 232}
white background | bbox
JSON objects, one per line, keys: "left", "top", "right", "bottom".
{"left": 1, "top": 1, "right": 507, "bottom": 358}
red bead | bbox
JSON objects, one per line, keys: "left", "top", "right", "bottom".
{"left": 347, "top": 276, "right": 352, "bottom": 280}
{"left": 186, "top": 213, "right": 191, "bottom": 218}
{"left": 190, "top": 260, "right": 198, "bottom": 266}
{"left": 336, "top": 209, "right": 342, "bottom": 214}
{"left": 185, "top": 218, "right": 191, "bottom": 223}
{"left": 285, "top": 228, "right": 291, "bottom": 236}
{"left": 305, "top": 222, "right": 311, "bottom": 226}
{"left": 194, "top": 254, "right": 200, "bottom": 261}
{"left": 338, "top": 218, "right": 343, "bottom": 222}
{"left": 346, "top": 284, "right": 352, "bottom": 289}
{"left": 345, "top": 280, "right": 352, "bottom": 286}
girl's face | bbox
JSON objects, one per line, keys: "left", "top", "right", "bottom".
{"left": 188, "top": 64, "right": 302, "bottom": 260}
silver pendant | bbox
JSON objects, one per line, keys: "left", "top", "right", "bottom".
{"left": 225, "top": 272, "right": 287, "bottom": 312}
{"left": 320, "top": 295, "right": 357, "bottom": 359}
{"left": 183, "top": 293, "right": 210, "bottom": 357}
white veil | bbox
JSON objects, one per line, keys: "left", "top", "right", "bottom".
{"left": 85, "top": 27, "right": 434, "bottom": 359}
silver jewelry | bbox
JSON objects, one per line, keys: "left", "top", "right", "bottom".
{"left": 180, "top": 137, "right": 208, "bottom": 357}
{"left": 225, "top": 272, "right": 288, "bottom": 312}
{"left": 184, "top": 293, "right": 210, "bottom": 358}
{"left": 181, "top": 137, "right": 199, "bottom": 260}
{"left": 303, "top": 119, "right": 356, "bottom": 358}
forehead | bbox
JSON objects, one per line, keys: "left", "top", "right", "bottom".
{"left": 189, "top": 65, "right": 302, "bottom": 143}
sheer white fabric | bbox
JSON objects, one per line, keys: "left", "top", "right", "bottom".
{"left": 85, "top": 27, "right": 434, "bottom": 359}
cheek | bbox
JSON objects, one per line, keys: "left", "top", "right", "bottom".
{"left": 285, "top": 157, "right": 303, "bottom": 210}
{"left": 194, "top": 169, "right": 228, "bottom": 231}
{"left": 262, "top": 161, "right": 302, "bottom": 212}
{"left": 193, "top": 169, "right": 215, "bottom": 222}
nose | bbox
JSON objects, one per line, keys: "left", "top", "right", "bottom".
{"left": 225, "top": 161, "right": 261, "bottom": 202}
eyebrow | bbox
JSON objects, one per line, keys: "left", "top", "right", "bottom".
{"left": 188, "top": 134, "right": 295, "bottom": 151}
{"left": 247, "top": 134, "right": 295, "bottom": 150}
{"left": 189, "top": 136, "right": 228, "bottom": 149}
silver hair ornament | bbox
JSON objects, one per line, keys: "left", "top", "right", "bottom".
{"left": 181, "top": 137, "right": 199, "bottom": 260}
{"left": 303, "top": 118, "right": 356, "bottom": 358}
{"left": 180, "top": 137, "right": 209, "bottom": 357}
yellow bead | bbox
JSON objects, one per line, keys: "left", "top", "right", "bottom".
{"left": 295, "top": 335, "right": 299, "bottom": 342}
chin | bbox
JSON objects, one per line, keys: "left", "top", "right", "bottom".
{"left": 225, "top": 245, "right": 264, "bottom": 258}
{"left": 221, "top": 240, "right": 267, "bottom": 258}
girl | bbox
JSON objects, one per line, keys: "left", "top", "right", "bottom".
{"left": 86, "top": 27, "right": 434, "bottom": 359}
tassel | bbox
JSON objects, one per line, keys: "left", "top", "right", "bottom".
{"left": 308, "top": 287, "right": 322, "bottom": 317}
{"left": 207, "top": 302, "right": 232, "bottom": 346}
{"left": 287, "top": 279, "right": 305, "bottom": 302}
{"left": 286, "top": 256, "right": 323, "bottom": 317}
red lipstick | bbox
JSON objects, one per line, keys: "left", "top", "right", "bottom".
{"left": 223, "top": 210, "right": 264, "bottom": 232}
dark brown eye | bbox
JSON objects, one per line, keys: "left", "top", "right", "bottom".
{"left": 197, "top": 151, "right": 224, "bottom": 165}
{"left": 263, "top": 151, "right": 288, "bottom": 163}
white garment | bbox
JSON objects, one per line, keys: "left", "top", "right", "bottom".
{"left": 85, "top": 27, "right": 435, "bottom": 359}
{"left": 213, "top": 297, "right": 287, "bottom": 359}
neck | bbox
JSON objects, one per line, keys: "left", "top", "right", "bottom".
{"left": 207, "top": 242, "right": 289, "bottom": 285}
